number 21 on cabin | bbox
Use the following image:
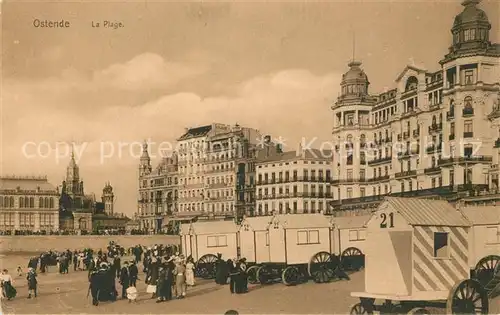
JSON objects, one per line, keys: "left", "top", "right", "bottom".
{"left": 379, "top": 212, "right": 395, "bottom": 229}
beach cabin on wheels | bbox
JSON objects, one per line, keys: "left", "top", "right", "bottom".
{"left": 179, "top": 220, "right": 239, "bottom": 279}
{"left": 461, "top": 205, "right": 500, "bottom": 288}
{"left": 350, "top": 197, "right": 484, "bottom": 314}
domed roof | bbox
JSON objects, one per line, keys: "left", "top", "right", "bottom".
{"left": 453, "top": 0, "right": 489, "bottom": 28}
{"left": 342, "top": 61, "right": 368, "bottom": 83}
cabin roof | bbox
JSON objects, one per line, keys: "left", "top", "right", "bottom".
{"left": 383, "top": 197, "right": 470, "bottom": 227}
{"left": 239, "top": 216, "right": 272, "bottom": 231}
{"left": 190, "top": 220, "right": 239, "bottom": 235}
{"left": 273, "top": 213, "right": 332, "bottom": 229}
{"left": 332, "top": 215, "right": 370, "bottom": 229}
{"left": 461, "top": 206, "right": 500, "bottom": 225}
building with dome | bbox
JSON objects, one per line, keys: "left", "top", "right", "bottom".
{"left": 330, "top": 0, "right": 500, "bottom": 214}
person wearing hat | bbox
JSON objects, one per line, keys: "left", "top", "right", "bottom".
{"left": 119, "top": 262, "right": 130, "bottom": 299}
{"left": 26, "top": 267, "right": 37, "bottom": 299}
{"left": 173, "top": 259, "right": 186, "bottom": 299}
{"left": 128, "top": 261, "right": 138, "bottom": 287}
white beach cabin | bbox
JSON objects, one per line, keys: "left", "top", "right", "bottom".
{"left": 353, "top": 197, "right": 471, "bottom": 301}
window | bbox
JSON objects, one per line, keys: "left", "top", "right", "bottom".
{"left": 207, "top": 235, "right": 228, "bottom": 247}
{"left": 464, "top": 120, "right": 473, "bottom": 133}
{"left": 346, "top": 188, "right": 353, "bottom": 198}
{"left": 347, "top": 170, "right": 353, "bottom": 180}
{"left": 464, "top": 145, "right": 473, "bottom": 157}
{"left": 486, "top": 227, "right": 499, "bottom": 244}
{"left": 349, "top": 229, "right": 366, "bottom": 241}
{"left": 265, "top": 232, "right": 270, "bottom": 246}
{"left": 464, "top": 96, "right": 473, "bottom": 109}
{"left": 297, "top": 230, "right": 320, "bottom": 245}
{"left": 360, "top": 169, "right": 365, "bottom": 180}
{"left": 465, "top": 70, "right": 474, "bottom": 85}
{"left": 433, "top": 232, "right": 449, "bottom": 258}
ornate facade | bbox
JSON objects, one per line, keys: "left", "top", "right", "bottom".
{"left": 331, "top": 0, "right": 500, "bottom": 213}
{"left": 0, "top": 176, "right": 59, "bottom": 232}
{"left": 138, "top": 142, "right": 178, "bottom": 232}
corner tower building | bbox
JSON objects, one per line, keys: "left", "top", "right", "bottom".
{"left": 331, "top": 0, "right": 500, "bottom": 214}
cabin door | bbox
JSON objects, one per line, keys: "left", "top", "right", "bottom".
{"left": 269, "top": 226, "right": 286, "bottom": 263}
{"left": 366, "top": 230, "right": 413, "bottom": 296}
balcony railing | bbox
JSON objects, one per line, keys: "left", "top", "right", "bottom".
{"left": 368, "top": 156, "right": 392, "bottom": 165}
{"left": 462, "top": 107, "right": 474, "bottom": 117}
{"left": 463, "top": 132, "right": 473, "bottom": 138}
{"left": 426, "top": 144, "right": 442, "bottom": 153}
{"left": 368, "top": 175, "right": 390, "bottom": 182}
{"left": 424, "top": 167, "right": 441, "bottom": 174}
{"left": 428, "top": 123, "right": 443, "bottom": 133}
{"left": 438, "top": 156, "right": 493, "bottom": 166}
{"left": 395, "top": 170, "right": 417, "bottom": 178}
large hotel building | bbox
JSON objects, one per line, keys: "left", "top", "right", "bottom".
{"left": 330, "top": 0, "right": 500, "bottom": 213}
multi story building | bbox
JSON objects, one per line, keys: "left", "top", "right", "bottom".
{"left": 0, "top": 175, "right": 59, "bottom": 233}
{"left": 138, "top": 141, "right": 178, "bottom": 232}
{"left": 203, "top": 123, "right": 261, "bottom": 221}
{"left": 331, "top": 0, "right": 500, "bottom": 213}
{"left": 256, "top": 141, "right": 334, "bottom": 216}
{"left": 177, "top": 123, "right": 261, "bottom": 221}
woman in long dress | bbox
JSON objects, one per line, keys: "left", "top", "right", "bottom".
{"left": 1, "top": 269, "right": 17, "bottom": 300}
{"left": 146, "top": 257, "right": 159, "bottom": 298}
{"left": 173, "top": 260, "right": 186, "bottom": 299}
{"left": 185, "top": 257, "right": 195, "bottom": 287}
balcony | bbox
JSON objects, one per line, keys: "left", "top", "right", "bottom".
{"left": 424, "top": 167, "right": 441, "bottom": 174}
{"left": 462, "top": 107, "right": 474, "bottom": 117}
{"left": 368, "top": 175, "right": 390, "bottom": 182}
{"left": 428, "top": 123, "right": 443, "bottom": 133}
{"left": 385, "top": 137, "right": 392, "bottom": 143}
{"left": 438, "top": 156, "right": 493, "bottom": 167}
{"left": 426, "top": 144, "right": 442, "bottom": 153}
{"left": 447, "top": 111, "right": 455, "bottom": 120}
{"left": 395, "top": 170, "right": 417, "bottom": 178}
{"left": 463, "top": 132, "right": 473, "bottom": 138}
{"left": 368, "top": 156, "right": 392, "bottom": 166}
{"left": 495, "top": 139, "right": 500, "bottom": 148}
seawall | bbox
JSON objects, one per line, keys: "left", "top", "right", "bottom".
{"left": 0, "top": 235, "right": 180, "bottom": 254}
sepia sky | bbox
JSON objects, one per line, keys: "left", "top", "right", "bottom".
{"left": 1, "top": 0, "right": 499, "bottom": 216}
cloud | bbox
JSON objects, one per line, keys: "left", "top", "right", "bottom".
{"left": 93, "top": 53, "right": 207, "bottom": 90}
{"left": 1, "top": 62, "right": 341, "bottom": 215}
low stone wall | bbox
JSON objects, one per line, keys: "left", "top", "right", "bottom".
{"left": 0, "top": 235, "right": 180, "bottom": 254}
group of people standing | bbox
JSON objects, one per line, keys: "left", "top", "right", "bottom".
{"left": 214, "top": 254, "right": 248, "bottom": 294}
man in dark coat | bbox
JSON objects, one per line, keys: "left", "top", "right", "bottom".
{"left": 215, "top": 253, "right": 228, "bottom": 285}
{"left": 89, "top": 270, "right": 101, "bottom": 306}
{"left": 119, "top": 262, "right": 129, "bottom": 299}
{"left": 73, "top": 251, "right": 78, "bottom": 271}
{"left": 238, "top": 258, "right": 248, "bottom": 293}
{"left": 228, "top": 259, "right": 238, "bottom": 293}
{"left": 128, "top": 261, "right": 138, "bottom": 287}
{"left": 112, "top": 256, "right": 121, "bottom": 279}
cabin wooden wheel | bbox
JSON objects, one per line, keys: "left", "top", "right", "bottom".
{"left": 195, "top": 254, "right": 218, "bottom": 279}
{"left": 349, "top": 302, "right": 373, "bottom": 315}
{"left": 341, "top": 247, "right": 364, "bottom": 271}
{"left": 407, "top": 307, "right": 430, "bottom": 314}
{"left": 308, "top": 251, "right": 335, "bottom": 283}
{"left": 473, "top": 255, "right": 500, "bottom": 287}
{"left": 256, "top": 265, "right": 270, "bottom": 285}
{"left": 281, "top": 266, "right": 300, "bottom": 286}
{"left": 246, "top": 265, "right": 260, "bottom": 284}
{"left": 446, "top": 279, "right": 489, "bottom": 315}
